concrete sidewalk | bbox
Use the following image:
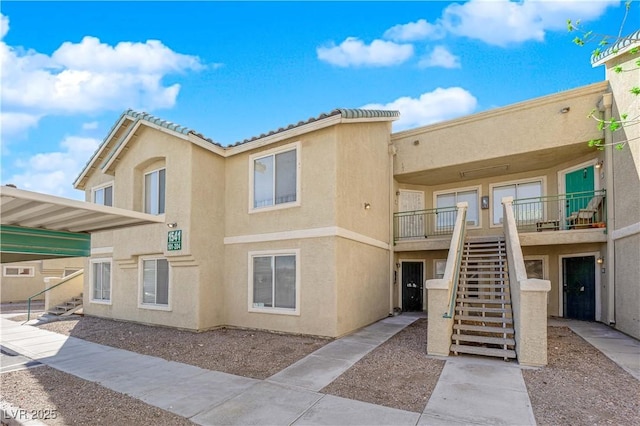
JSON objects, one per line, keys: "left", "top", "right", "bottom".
{"left": 3, "top": 314, "right": 636, "bottom": 425}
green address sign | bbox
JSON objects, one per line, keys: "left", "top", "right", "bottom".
{"left": 167, "top": 230, "right": 182, "bottom": 251}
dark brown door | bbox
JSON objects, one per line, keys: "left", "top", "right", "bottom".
{"left": 563, "top": 256, "right": 596, "bottom": 321}
{"left": 402, "top": 262, "right": 423, "bottom": 312}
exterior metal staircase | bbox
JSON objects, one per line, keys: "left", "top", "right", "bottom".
{"left": 48, "top": 294, "right": 83, "bottom": 316}
{"left": 451, "top": 237, "right": 516, "bottom": 360}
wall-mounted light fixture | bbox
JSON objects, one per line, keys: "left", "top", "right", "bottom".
{"left": 597, "top": 257, "right": 604, "bottom": 265}
{"left": 396, "top": 262, "right": 401, "bottom": 269}
{"left": 560, "top": 106, "right": 571, "bottom": 113}
{"left": 167, "top": 222, "right": 178, "bottom": 228}
{"left": 595, "top": 160, "right": 603, "bottom": 169}
{"left": 364, "top": 203, "right": 371, "bottom": 210}
{"left": 413, "top": 140, "right": 420, "bottom": 146}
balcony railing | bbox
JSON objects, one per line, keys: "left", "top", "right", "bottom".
{"left": 512, "top": 189, "right": 606, "bottom": 232}
{"left": 394, "top": 206, "right": 457, "bottom": 241}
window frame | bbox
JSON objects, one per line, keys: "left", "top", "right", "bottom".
{"left": 433, "top": 185, "right": 482, "bottom": 229}
{"left": 489, "top": 177, "right": 546, "bottom": 228}
{"left": 143, "top": 168, "right": 166, "bottom": 215}
{"left": 91, "top": 181, "right": 114, "bottom": 207}
{"left": 90, "top": 258, "right": 112, "bottom": 305}
{"left": 248, "top": 141, "right": 301, "bottom": 213}
{"left": 248, "top": 249, "right": 300, "bottom": 316}
{"left": 138, "top": 256, "right": 171, "bottom": 311}
{"left": 3, "top": 266, "right": 35, "bottom": 277}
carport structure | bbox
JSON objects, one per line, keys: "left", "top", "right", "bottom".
{"left": 1, "top": 185, "right": 163, "bottom": 263}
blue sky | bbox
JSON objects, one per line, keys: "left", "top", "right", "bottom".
{"left": 1, "top": 1, "right": 636, "bottom": 199}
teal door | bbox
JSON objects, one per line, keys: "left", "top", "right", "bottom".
{"left": 565, "top": 166, "right": 594, "bottom": 211}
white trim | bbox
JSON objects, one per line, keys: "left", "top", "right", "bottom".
{"left": 489, "top": 176, "right": 546, "bottom": 228}
{"left": 91, "top": 181, "right": 114, "bottom": 207}
{"left": 2, "top": 265, "right": 35, "bottom": 277}
{"left": 558, "top": 252, "right": 601, "bottom": 321}
{"left": 91, "top": 247, "right": 114, "bottom": 255}
{"left": 249, "top": 141, "right": 301, "bottom": 214}
{"left": 558, "top": 159, "right": 602, "bottom": 195}
{"left": 398, "top": 259, "right": 426, "bottom": 311}
{"left": 433, "top": 184, "right": 482, "bottom": 229}
{"left": 90, "top": 258, "right": 112, "bottom": 305}
{"left": 138, "top": 256, "right": 172, "bottom": 311}
{"left": 611, "top": 222, "right": 640, "bottom": 240}
{"left": 224, "top": 226, "right": 389, "bottom": 250}
{"left": 248, "top": 249, "right": 300, "bottom": 316}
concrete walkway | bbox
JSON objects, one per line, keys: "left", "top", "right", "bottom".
{"left": 2, "top": 315, "right": 638, "bottom": 425}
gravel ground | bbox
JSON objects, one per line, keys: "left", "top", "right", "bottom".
{"left": 523, "top": 326, "right": 640, "bottom": 426}
{"left": 1, "top": 366, "right": 193, "bottom": 425}
{"left": 322, "top": 318, "right": 446, "bottom": 413}
{"left": 35, "top": 316, "right": 328, "bottom": 379}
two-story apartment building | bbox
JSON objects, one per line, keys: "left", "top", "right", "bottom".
{"left": 74, "top": 37, "right": 638, "bottom": 347}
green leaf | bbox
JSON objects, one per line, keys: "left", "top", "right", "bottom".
{"left": 567, "top": 19, "right": 574, "bottom": 31}
{"left": 573, "top": 36, "right": 584, "bottom": 46}
{"left": 614, "top": 65, "right": 623, "bottom": 73}
{"left": 597, "top": 121, "right": 605, "bottom": 131}
{"left": 630, "top": 87, "right": 640, "bottom": 96}
{"left": 630, "top": 47, "right": 639, "bottom": 55}
{"left": 610, "top": 120, "right": 621, "bottom": 132}
{"left": 615, "top": 143, "right": 625, "bottom": 151}
{"left": 621, "top": 113, "right": 628, "bottom": 120}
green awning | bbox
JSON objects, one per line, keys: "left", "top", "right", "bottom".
{"left": 1, "top": 225, "right": 90, "bottom": 262}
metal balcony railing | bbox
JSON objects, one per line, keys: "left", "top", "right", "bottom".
{"left": 512, "top": 189, "right": 606, "bottom": 232}
{"left": 394, "top": 206, "right": 457, "bottom": 241}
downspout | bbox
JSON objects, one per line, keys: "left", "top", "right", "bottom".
{"left": 388, "top": 139, "right": 397, "bottom": 315}
{"left": 601, "top": 92, "right": 616, "bottom": 325}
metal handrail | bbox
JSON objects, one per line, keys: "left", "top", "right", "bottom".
{"left": 394, "top": 206, "right": 458, "bottom": 241}
{"left": 26, "top": 269, "right": 83, "bottom": 322}
{"left": 444, "top": 208, "right": 467, "bottom": 319}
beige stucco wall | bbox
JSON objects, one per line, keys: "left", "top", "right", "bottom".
{"left": 335, "top": 238, "right": 390, "bottom": 337}
{"left": 392, "top": 82, "right": 608, "bottom": 178}
{"left": 613, "top": 235, "right": 640, "bottom": 339}
{"left": 1, "top": 258, "right": 84, "bottom": 303}
{"left": 224, "top": 237, "right": 338, "bottom": 337}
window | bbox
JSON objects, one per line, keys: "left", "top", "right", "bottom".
{"left": 249, "top": 250, "right": 299, "bottom": 314}
{"left": 434, "top": 260, "right": 446, "bottom": 279}
{"left": 251, "top": 144, "right": 298, "bottom": 210}
{"left": 141, "top": 258, "right": 169, "bottom": 306}
{"left": 435, "top": 187, "right": 479, "bottom": 228}
{"left": 91, "top": 259, "right": 111, "bottom": 302}
{"left": 524, "top": 257, "right": 546, "bottom": 279}
{"left": 3, "top": 266, "right": 34, "bottom": 277}
{"left": 92, "top": 184, "right": 113, "bottom": 206}
{"left": 144, "top": 168, "right": 166, "bottom": 215}
{"left": 492, "top": 180, "right": 542, "bottom": 225}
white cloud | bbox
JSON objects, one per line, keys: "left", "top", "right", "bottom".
{"left": 317, "top": 37, "right": 414, "bottom": 67}
{"left": 441, "top": 0, "right": 618, "bottom": 46}
{"left": 362, "top": 87, "right": 477, "bottom": 131}
{"left": 0, "top": 13, "right": 204, "bottom": 143}
{"left": 0, "top": 13, "right": 8, "bottom": 39}
{"left": 419, "top": 46, "right": 461, "bottom": 69}
{"left": 82, "top": 121, "right": 99, "bottom": 130}
{"left": 384, "top": 19, "right": 444, "bottom": 42}
{"left": 7, "top": 136, "right": 99, "bottom": 199}
{"left": 1, "top": 112, "right": 41, "bottom": 139}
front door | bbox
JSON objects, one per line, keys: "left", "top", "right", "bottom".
{"left": 565, "top": 166, "right": 595, "bottom": 211}
{"left": 563, "top": 256, "right": 596, "bottom": 321}
{"left": 402, "top": 261, "right": 424, "bottom": 312}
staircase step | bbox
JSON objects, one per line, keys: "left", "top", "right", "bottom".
{"left": 451, "top": 344, "right": 516, "bottom": 359}
{"left": 454, "top": 324, "right": 514, "bottom": 334}
{"left": 458, "top": 291, "right": 507, "bottom": 297}
{"left": 459, "top": 278, "right": 507, "bottom": 284}
{"left": 459, "top": 283, "right": 508, "bottom": 289}
{"left": 461, "top": 263, "right": 505, "bottom": 269}
{"left": 456, "top": 306, "right": 510, "bottom": 313}
{"left": 461, "top": 270, "right": 507, "bottom": 275}
{"left": 457, "top": 298, "right": 511, "bottom": 305}
{"left": 452, "top": 334, "right": 516, "bottom": 346}
{"left": 456, "top": 315, "right": 513, "bottom": 324}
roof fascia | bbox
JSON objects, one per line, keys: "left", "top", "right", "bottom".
{"left": 187, "top": 133, "right": 226, "bottom": 157}
{"left": 592, "top": 39, "right": 640, "bottom": 67}
{"left": 73, "top": 114, "right": 130, "bottom": 190}
{"left": 391, "top": 81, "right": 610, "bottom": 140}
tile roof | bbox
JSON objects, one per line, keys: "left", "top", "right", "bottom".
{"left": 591, "top": 29, "right": 640, "bottom": 64}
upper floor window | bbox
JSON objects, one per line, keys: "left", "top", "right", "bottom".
{"left": 250, "top": 143, "right": 299, "bottom": 211}
{"left": 145, "top": 168, "right": 165, "bottom": 215}
{"left": 3, "top": 266, "right": 35, "bottom": 277}
{"left": 492, "top": 180, "right": 542, "bottom": 225}
{"left": 435, "top": 187, "right": 480, "bottom": 228}
{"left": 92, "top": 183, "right": 113, "bottom": 207}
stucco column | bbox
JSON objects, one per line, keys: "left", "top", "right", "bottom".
{"left": 601, "top": 92, "right": 616, "bottom": 325}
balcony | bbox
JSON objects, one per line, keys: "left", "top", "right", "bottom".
{"left": 393, "top": 190, "right": 607, "bottom": 250}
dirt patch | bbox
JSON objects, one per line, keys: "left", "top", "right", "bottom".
{"left": 321, "top": 318, "right": 445, "bottom": 413}
{"left": 36, "top": 316, "right": 328, "bottom": 379}
{"left": 523, "top": 326, "right": 640, "bottom": 425}
{"left": 1, "top": 366, "right": 193, "bottom": 425}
